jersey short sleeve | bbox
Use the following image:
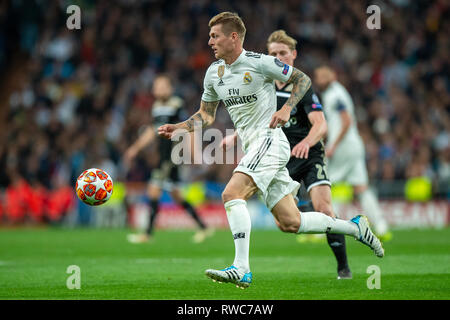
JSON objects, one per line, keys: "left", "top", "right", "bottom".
{"left": 201, "top": 66, "right": 220, "bottom": 102}
{"left": 259, "top": 54, "right": 293, "bottom": 83}
{"left": 302, "top": 88, "right": 324, "bottom": 114}
{"left": 336, "top": 100, "right": 347, "bottom": 112}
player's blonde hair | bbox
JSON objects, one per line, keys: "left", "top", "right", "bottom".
{"left": 267, "top": 30, "right": 297, "bottom": 51}
{"left": 208, "top": 12, "right": 246, "bottom": 43}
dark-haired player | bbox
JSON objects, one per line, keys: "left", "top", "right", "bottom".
{"left": 125, "top": 74, "right": 214, "bottom": 244}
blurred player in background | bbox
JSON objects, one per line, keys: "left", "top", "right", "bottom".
{"left": 158, "top": 12, "right": 384, "bottom": 289}
{"left": 125, "top": 74, "right": 213, "bottom": 244}
{"left": 315, "top": 66, "right": 392, "bottom": 242}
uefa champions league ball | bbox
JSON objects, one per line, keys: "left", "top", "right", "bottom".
{"left": 75, "top": 168, "right": 113, "bottom": 206}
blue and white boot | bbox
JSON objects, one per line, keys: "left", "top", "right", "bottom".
{"left": 351, "top": 215, "right": 385, "bottom": 258}
{"left": 205, "top": 265, "right": 252, "bottom": 289}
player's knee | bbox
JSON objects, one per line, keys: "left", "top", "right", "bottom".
{"left": 353, "top": 185, "right": 368, "bottom": 195}
{"left": 222, "top": 190, "right": 238, "bottom": 204}
{"left": 278, "top": 217, "right": 300, "bottom": 233}
{"left": 222, "top": 187, "right": 253, "bottom": 203}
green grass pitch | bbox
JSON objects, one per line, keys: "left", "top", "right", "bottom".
{"left": 0, "top": 227, "right": 449, "bottom": 300}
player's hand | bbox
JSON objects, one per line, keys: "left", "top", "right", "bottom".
{"left": 158, "top": 124, "right": 177, "bottom": 139}
{"left": 292, "top": 140, "right": 310, "bottom": 159}
{"left": 221, "top": 133, "right": 237, "bottom": 150}
{"left": 325, "top": 145, "right": 336, "bottom": 158}
{"left": 269, "top": 105, "right": 291, "bottom": 129}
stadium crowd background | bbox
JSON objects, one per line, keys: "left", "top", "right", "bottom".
{"left": 0, "top": 0, "right": 448, "bottom": 224}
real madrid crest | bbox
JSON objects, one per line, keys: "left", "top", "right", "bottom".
{"left": 218, "top": 65, "right": 225, "bottom": 86}
{"left": 243, "top": 72, "right": 252, "bottom": 84}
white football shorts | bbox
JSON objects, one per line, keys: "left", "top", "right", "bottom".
{"left": 234, "top": 128, "right": 300, "bottom": 210}
{"left": 327, "top": 146, "right": 369, "bottom": 186}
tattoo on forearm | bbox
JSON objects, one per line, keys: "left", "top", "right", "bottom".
{"left": 285, "top": 68, "right": 311, "bottom": 109}
{"left": 182, "top": 101, "right": 219, "bottom": 131}
{"left": 185, "top": 113, "right": 206, "bottom": 130}
{"left": 202, "top": 101, "right": 219, "bottom": 118}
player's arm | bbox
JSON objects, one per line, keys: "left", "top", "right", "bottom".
{"left": 326, "top": 108, "right": 352, "bottom": 158}
{"left": 292, "top": 111, "right": 327, "bottom": 159}
{"left": 158, "top": 100, "right": 219, "bottom": 139}
{"left": 270, "top": 68, "right": 312, "bottom": 128}
{"left": 124, "top": 125, "right": 156, "bottom": 162}
{"left": 183, "top": 100, "right": 219, "bottom": 131}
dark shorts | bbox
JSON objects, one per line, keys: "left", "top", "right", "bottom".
{"left": 286, "top": 154, "right": 331, "bottom": 193}
{"left": 149, "top": 160, "right": 180, "bottom": 190}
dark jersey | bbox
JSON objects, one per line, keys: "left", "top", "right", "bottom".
{"left": 276, "top": 84, "right": 325, "bottom": 155}
{"left": 151, "top": 96, "right": 187, "bottom": 165}
{"left": 276, "top": 84, "right": 330, "bottom": 191}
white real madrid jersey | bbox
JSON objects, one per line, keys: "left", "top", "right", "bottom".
{"left": 321, "top": 81, "right": 364, "bottom": 153}
{"left": 201, "top": 49, "right": 293, "bottom": 144}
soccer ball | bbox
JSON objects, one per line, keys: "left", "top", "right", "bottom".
{"left": 75, "top": 168, "right": 113, "bottom": 206}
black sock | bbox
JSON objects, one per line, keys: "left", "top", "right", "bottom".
{"left": 326, "top": 233, "right": 350, "bottom": 272}
{"left": 298, "top": 200, "right": 315, "bottom": 212}
{"left": 146, "top": 199, "right": 159, "bottom": 235}
{"left": 298, "top": 201, "right": 350, "bottom": 272}
{"left": 181, "top": 201, "right": 206, "bottom": 229}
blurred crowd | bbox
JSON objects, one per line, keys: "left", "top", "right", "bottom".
{"left": 0, "top": 0, "right": 448, "bottom": 222}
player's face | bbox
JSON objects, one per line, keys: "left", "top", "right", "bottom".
{"left": 208, "top": 24, "right": 234, "bottom": 60}
{"left": 314, "top": 68, "right": 331, "bottom": 91}
{"left": 153, "top": 77, "right": 173, "bottom": 100}
{"left": 268, "top": 42, "right": 297, "bottom": 66}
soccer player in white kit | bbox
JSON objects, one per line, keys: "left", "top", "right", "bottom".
{"left": 315, "top": 66, "right": 391, "bottom": 241}
{"left": 158, "top": 12, "right": 384, "bottom": 289}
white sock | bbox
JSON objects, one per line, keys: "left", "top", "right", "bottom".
{"left": 358, "top": 189, "right": 388, "bottom": 235}
{"left": 297, "top": 211, "right": 359, "bottom": 237}
{"left": 224, "top": 199, "right": 251, "bottom": 273}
